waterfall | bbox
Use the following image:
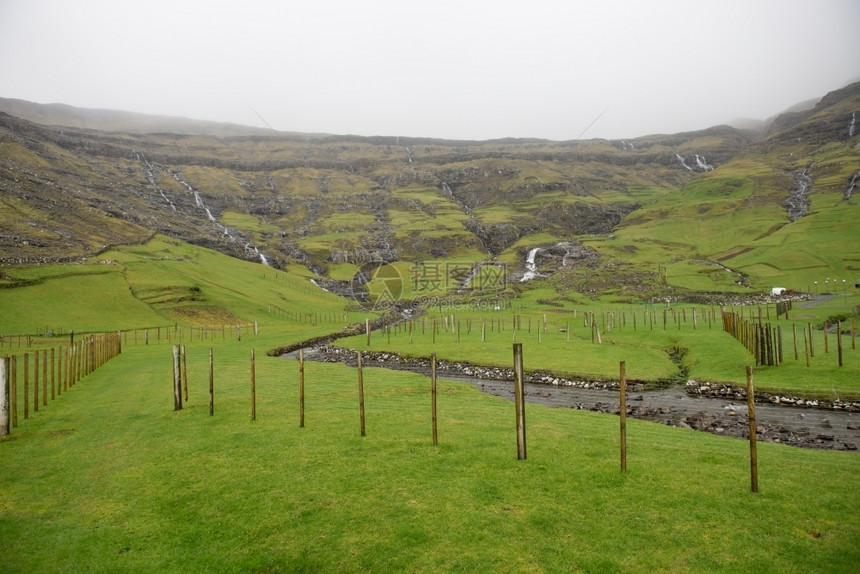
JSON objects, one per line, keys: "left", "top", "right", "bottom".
{"left": 676, "top": 154, "right": 693, "bottom": 172}
{"left": 559, "top": 242, "right": 575, "bottom": 267}
{"left": 520, "top": 248, "right": 541, "bottom": 282}
{"left": 785, "top": 167, "right": 812, "bottom": 221}
{"left": 458, "top": 262, "right": 485, "bottom": 292}
{"left": 695, "top": 155, "right": 714, "bottom": 171}
{"left": 217, "top": 224, "right": 235, "bottom": 241}
{"left": 171, "top": 172, "right": 201, "bottom": 206}
{"left": 159, "top": 190, "right": 177, "bottom": 211}
{"left": 442, "top": 181, "right": 473, "bottom": 217}
{"left": 137, "top": 151, "right": 176, "bottom": 210}
{"left": 248, "top": 245, "right": 270, "bottom": 266}
{"left": 170, "top": 170, "right": 217, "bottom": 221}
{"left": 252, "top": 245, "right": 270, "bottom": 267}
{"left": 846, "top": 170, "right": 859, "bottom": 201}
{"left": 135, "top": 151, "right": 275, "bottom": 266}
{"left": 850, "top": 112, "right": 856, "bottom": 138}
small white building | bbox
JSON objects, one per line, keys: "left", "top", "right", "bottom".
{"left": 771, "top": 287, "right": 787, "bottom": 296}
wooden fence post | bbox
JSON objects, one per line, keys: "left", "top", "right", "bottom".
{"left": 513, "top": 343, "right": 527, "bottom": 460}
{"left": 10, "top": 355, "right": 16, "bottom": 427}
{"left": 208, "top": 348, "right": 214, "bottom": 416}
{"left": 181, "top": 345, "right": 188, "bottom": 403}
{"left": 42, "top": 349, "right": 48, "bottom": 406}
{"left": 250, "top": 349, "right": 256, "bottom": 421}
{"left": 1, "top": 356, "right": 9, "bottom": 436}
{"left": 431, "top": 352, "right": 438, "bottom": 446}
{"left": 837, "top": 321, "right": 843, "bottom": 367}
{"left": 299, "top": 349, "right": 305, "bottom": 428}
{"left": 57, "top": 347, "right": 62, "bottom": 397}
{"left": 172, "top": 345, "right": 182, "bottom": 411}
{"left": 746, "top": 366, "right": 758, "bottom": 493}
{"left": 34, "top": 350, "right": 39, "bottom": 413}
{"left": 357, "top": 351, "right": 366, "bottom": 436}
{"left": 23, "top": 353, "right": 28, "bottom": 419}
{"left": 851, "top": 317, "right": 855, "bottom": 350}
{"left": 620, "top": 360, "right": 627, "bottom": 473}
{"left": 50, "top": 348, "right": 55, "bottom": 401}
{"left": 793, "top": 324, "right": 798, "bottom": 361}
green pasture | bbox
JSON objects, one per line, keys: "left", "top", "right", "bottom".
{"left": 587, "top": 169, "right": 860, "bottom": 293}
{"left": 0, "top": 266, "right": 166, "bottom": 334}
{"left": 1, "top": 330, "right": 858, "bottom": 573}
{"left": 337, "top": 300, "right": 860, "bottom": 399}
{"left": 3, "top": 235, "right": 858, "bottom": 399}
{"left": 219, "top": 210, "right": 279, "bottom": 235}
{"left": 0, "top": 236, "right": 367, "bottom": 335}
{"left": 724, "top": 193, "right": 860, "bottom": 291}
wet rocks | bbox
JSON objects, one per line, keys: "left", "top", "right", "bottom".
{"left": 684, "top": 379, "right": 860, "bottom": 412}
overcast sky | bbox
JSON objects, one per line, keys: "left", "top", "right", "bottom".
{"left": 1, "top": 0, "right": 858, "bottom": 141}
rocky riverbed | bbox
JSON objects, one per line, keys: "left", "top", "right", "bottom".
{"left": 283, "top": 346, "right": 860, "bottom": 452}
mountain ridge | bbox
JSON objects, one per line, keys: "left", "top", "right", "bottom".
{"left": 0, "top": 94, "right": 794, "bottom": 144}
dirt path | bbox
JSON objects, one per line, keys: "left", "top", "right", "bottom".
{"left": 284, "top": 346, "right": 860, "bottom": 452}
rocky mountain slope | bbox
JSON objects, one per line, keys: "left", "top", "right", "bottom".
{"left": 1, "top": 83, "right": 858, "bottom": 297}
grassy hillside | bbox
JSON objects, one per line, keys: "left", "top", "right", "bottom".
{"left": 0, "top": 236, "right": 369, "bottom": 335}
{"left": 9, "top": 86, "right": 859, "bottom": 304}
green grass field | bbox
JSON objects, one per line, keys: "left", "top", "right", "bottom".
{"left": 1, "top": 331, "right": 858, "bottom": 573}
{"left": 2, "top": 235, "right": 859, "bottom": 573}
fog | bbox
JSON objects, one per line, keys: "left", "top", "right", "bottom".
{"left": 1, "top": 0, "right": 858, "bottom": 140}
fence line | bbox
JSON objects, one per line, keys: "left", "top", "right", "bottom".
{"left": 163, "top": 345, "right": 769, "bottom": 493}
{"left": 1, "top": 332, "right": 123, "bottom": 435}
{"left": 1, "top": 322, "right": 258, "bottom": 351}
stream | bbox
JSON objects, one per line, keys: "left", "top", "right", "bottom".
{"left": 281, "top": 346, "right": 860, "bottom": 452}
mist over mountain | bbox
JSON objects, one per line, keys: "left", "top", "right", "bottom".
{"left": 0, "top": 88, "right": 841, "bottom": 142}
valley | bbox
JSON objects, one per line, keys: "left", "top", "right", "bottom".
{"left": 2, "top": 82, "right": 858, "bottom": 305}
{"left": 1, "top": 86, "right": 860, "bottom": 573}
